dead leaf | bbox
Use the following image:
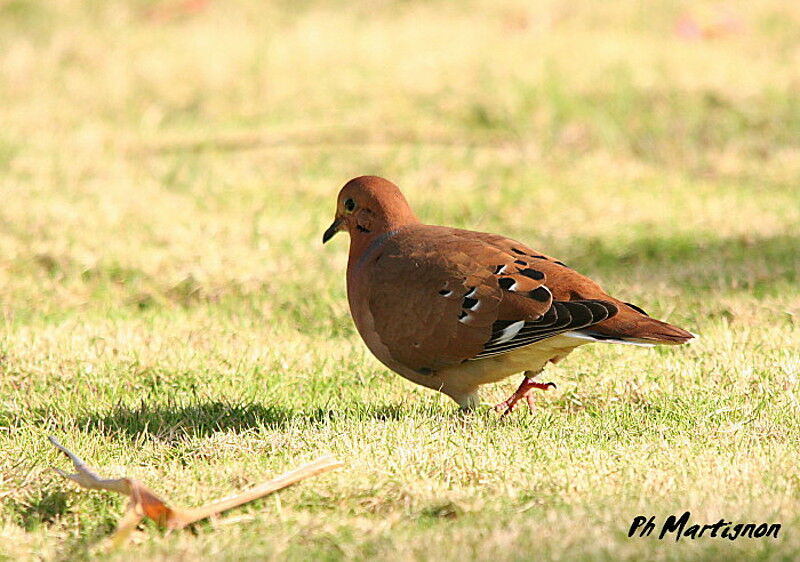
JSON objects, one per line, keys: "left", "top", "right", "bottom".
{"left": 49, "top": 436, "right": 343, "bottom": 547}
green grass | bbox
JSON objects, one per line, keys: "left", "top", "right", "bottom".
{"left": 1, "top": 0, "right": 800, "bottom": 559}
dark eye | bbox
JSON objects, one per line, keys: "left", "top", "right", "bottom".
{"left": 344, "top": 198, "right": 356, "bottom": 212}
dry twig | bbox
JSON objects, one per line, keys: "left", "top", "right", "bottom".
{"left": 49, "top": 436, "right": 343, "bottom": 547}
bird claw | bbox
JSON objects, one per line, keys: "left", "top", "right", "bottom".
{"left": 494, "top": 378, "right": 556, "bottom": 417}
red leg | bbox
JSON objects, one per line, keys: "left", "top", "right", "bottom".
{"left": 494, "top": 376, "right": 556, "bottom": 417}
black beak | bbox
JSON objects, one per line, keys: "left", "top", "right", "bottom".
{"left": 322, "top": 217, "right": 345, "bottom": 244}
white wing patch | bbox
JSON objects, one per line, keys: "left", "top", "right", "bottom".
{"left": 493, "top": 320, "right": 525, "bottom": 345}
{"left": 563, "top": 330, "right": 656, "bottom": 347}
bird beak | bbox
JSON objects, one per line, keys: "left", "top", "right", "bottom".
{"left": 322, "top": 217, "right": 345, "bottom": 244}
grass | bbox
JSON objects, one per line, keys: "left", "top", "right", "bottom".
{"left": 1, "top": 0, "right": 799, "bottom": 559}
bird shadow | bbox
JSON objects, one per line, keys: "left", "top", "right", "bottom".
{"left": 0, "top": 399, "right": 413, "bottom": 550}
{"left": 69, "top": 399, "right": 412, "bottom": 442}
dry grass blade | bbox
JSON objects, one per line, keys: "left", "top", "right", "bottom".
{"left": 48, "top": 436, "right": 343, "bottom": 546}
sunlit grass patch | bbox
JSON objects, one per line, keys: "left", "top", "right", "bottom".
{"left": 1, "top": 0, "right": 799, "bottom": 560}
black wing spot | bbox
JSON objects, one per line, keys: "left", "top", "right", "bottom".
{"left": 514, "top": 259, "right": 527, "bottom": 266}
{"left": 493, "top": 264, "right": 505, "bottom": 274}
{"left": 554, "top": 260, "right": 568, "bottom": 267}
{"left": 416, "top": 367, "right": 434, "bottom": 376}
{"left": 475, "top": 299, "right": 616, "bottom": 360}
{"left": 529, "top": 286, "right": 551, "bottom": 302}
{"left": 625, "top": 301, "right": 649, "bottom": 316}
{"left": 519, "top": 268, "right": 544, "bottom": 280}
{"left": 498, "top": 277, "right": 516, "bottom": 291}
{"left": 439, "top": 289, "right": 452, "bottom": 296}
{"left": 356, "top": 224, "right": 371, "bottom": 233}
{"left": 458, "top": 310, "right": 468, "bottom": 320}
{"left": 511, "top": 248, "right": 526, "bottom": 255}
{"left": 463, "top": 297, "right": 479, "bottom": 309}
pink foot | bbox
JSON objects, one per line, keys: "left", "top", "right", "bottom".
{"left": 494, "top": 377, "right": 556, "bottom": 417}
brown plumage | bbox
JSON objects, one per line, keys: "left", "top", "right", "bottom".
{"left": 323, "top": 176, "right": 694, "bottom": 413}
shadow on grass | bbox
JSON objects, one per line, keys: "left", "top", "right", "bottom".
{"left": 2, "top": 488, "right": 119, "bottom": 560}
{"left": 71, "top": 399, "right": 413, "bottom": 441}
{"left": 3, "top": 489, "right": 118, "bottom": 557}
{"left": 5, "top": 490, "right": 71, "bottom": 531}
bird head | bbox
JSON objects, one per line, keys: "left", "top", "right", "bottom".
{"left": 322, "top": 176, "right": 419, "bottom": 246}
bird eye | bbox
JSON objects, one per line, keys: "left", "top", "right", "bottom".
{"left": 344, "top": 198, "right": 356, "bottom": 212}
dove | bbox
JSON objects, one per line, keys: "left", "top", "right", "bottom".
{"left": 323, "top": 176, "right": 694, "bottom": 414}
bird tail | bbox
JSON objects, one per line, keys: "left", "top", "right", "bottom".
{"left": 587, "top": 303, "right": 696, "bottom": 346}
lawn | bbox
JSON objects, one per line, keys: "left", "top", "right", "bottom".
{"left": 1, "top": 0, "right": 800, "bottom": 560}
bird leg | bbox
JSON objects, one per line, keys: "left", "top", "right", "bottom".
{"left": 494, "top": 374, "right": 556, "bottom": 417}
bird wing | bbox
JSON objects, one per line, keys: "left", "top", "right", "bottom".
{"left": 469, "top": 228, "right": 694, "bottom": 346}
{"left": 364, "top": 226, "right": 621, "bottom": 373}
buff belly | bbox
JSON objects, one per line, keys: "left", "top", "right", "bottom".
{"left": 350, "top": 292, "right": 588, "bottom": 408}
{"left": 434, "top": 335, "right": 589, "bottom": 407}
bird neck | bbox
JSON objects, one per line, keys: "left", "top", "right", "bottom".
{"left": 347, "top": 215, "right": 417, "bottom": 266}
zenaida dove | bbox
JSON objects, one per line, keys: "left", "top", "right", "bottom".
{"left": 323, "top": 176, "right": 694, "bottom": 414}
